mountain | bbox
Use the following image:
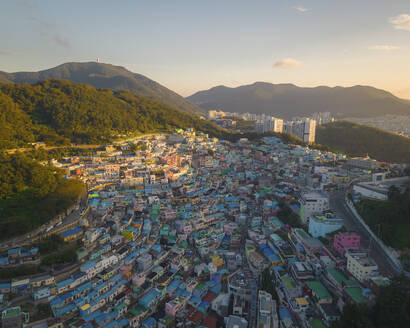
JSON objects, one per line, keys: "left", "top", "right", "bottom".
{"left": 0, "top": 62, "right": 204, "bottom": 116}
{"left": 316, "top": 121, "right": 410, "bottom": 163}
{"left": 187, "top": 82, "right": 410, "bottom": 119}
{"left": 0, "top": 79, "right": 233, "bottom": 149}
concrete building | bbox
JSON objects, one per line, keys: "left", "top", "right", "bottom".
{"left": 228, "top": 270, "right": 253, "bottom": 301}
{"left": 290, "top": 262, "right": 314, "bottom": 281}
{"left": 299, "top": 191, "right": 329, "bottom": 224}
{"left": 256, "top": 117, "right": 284, "bottom": 133}
{"left": 225, "top": 315, "right": 248, "bottom": 328}
{"left": 257, "top": 290, "right": 279, "bottom": 328}
{"left": 208, "top": 110, "right": 226, "bottom": 119}
{"left": 346, "top": 157, "right": 379, "bottom": 170}
{"left": 333, "top": 232, "right": 360, "bottom": 256}
{"left": 137, "top": 253, "right": 153, "bottom": 271}
{"left": 346, "top": 249, "right": 379, "bottom": 282}
{"left": 285, "top": 118, "right": 316, "bottom": 144}
{"left": 353, "top": 183, "right": 389, "bottom": 201}
{"left": 1, "top": 307, "right": 29, "bottom": 328}
{"left": 308, "top": 215, "right": 343, "bottom": 238}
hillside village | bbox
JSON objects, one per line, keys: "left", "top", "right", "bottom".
{"left": 0, "top": 129, "right": 405, "bottom": 328}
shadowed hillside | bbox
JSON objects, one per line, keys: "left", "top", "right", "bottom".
{"left": 316, "top": 121, "right": 410, "bottom": 163}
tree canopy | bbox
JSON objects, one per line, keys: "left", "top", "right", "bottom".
{"left": 316, "top": 121, "right": 410, "bottom": 163}
{"left": 0, "top": 79, "right": 234, "bottom": 148}
{"left": 334, "top": 276, "right": 410, "bottom": 328}
{"left": 355, "top": 186, "right": 410, "bottom": 249}
{"left": 0, "top": 152, "right": 84, "bottom": 240}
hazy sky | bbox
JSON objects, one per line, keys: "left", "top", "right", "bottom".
{"left": 1, "top": 0, "right": 410, "bottom": 98}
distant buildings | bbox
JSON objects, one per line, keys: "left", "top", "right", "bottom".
{"left": 284, "top": 118, "right": 317, "bottom": 144}
{"left": 208, "top": 110, "right": 226, "bottom": 119}
{"left": 255, "top": 117, "right": 284, "bottom": 133}
{"left": 311, "top": 112, "right": 334, "bottom": 125}
{"left": 207, "top": 110, "right": 325, "bottom": 143}
{"left": 346, "top": 157, "right": 380, "bottom": 170}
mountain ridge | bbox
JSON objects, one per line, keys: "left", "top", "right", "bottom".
{"left": 0, "top": 62, "right": 204, "bottom": 116}
{"left": 187, "top": 82, "right": 410, "bottom": 119}
{"left": 0, "top": 79, "right": 231, "bottom": 149}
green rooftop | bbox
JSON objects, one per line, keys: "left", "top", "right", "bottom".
{"left": 371, "top": 277, "right": 391, "bottom": 287}
{"left": 311, "top": 318, "right": 327, "bottom": 328}
{"left": 345, "top": 287, "right": 368, "bottom": 303}
{"left": 295, "top": 228, "right": 310, "bottom": 239}
{"left": 129, "top": 305, "right": 147, "bottom": 316}
{"left": 306, "top": 280, "right": 332, "bottom": 300}
{"left": 2, "top": 307, "right": 21, "bottom": 319}
{"left": 283, "top": 276, "right": 296, "bottom": 289}
{"left": 328, "top": 269, "right": 348, "bottom": 285}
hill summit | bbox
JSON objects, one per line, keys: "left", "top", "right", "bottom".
{"left": 0, "top": 62, "right": 203, "bottom": 116}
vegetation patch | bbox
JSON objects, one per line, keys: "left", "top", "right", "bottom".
{"left": 0, "top": 152, "right": 84, "bottom": 240}
{"left": 316, "top": 121, "right": 410, "bottom": 163}
{"left": 355, "top": 187, "right": 410, "bottom": 249}
{"left": 334, "top": 276, "right": 410, "bottom": 328}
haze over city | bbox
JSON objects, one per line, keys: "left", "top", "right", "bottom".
{"left": 1, "top": 0, "right": 410, "bottom": 98}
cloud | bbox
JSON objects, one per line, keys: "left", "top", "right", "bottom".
{"left": 28, "top": 16, "right": 54, "bottom": 29}
{"left": 294, "top": 6, "right": 310, "bottom": 13}
{"left": 0, "top": 50, "right": 15, "bottom": 55}
{"left": 52, "top": 35, "right": 71, "bottom": 49}
{"left": 274, "top": 58, "right": 302, "bottom": 69}
{"left": 368, "top": 45, "right": 400, "bottom": 51}
{"left": 389, "top": 14, "right": 410, "bottom": 30}
{"left": 18, "top": 1, "right": 34, "bottom": 9}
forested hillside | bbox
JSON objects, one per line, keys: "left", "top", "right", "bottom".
{"left": 0, "top": 79, "right": 232, "bottom": 148}
{"left": 0, "top": 152, "right": 84, "bottom": 240}
{"left": 316, "top": 121, "right": 410, "bottom": 163}
{"left": 0, "top": 62, "right": 204, "bottom": 116}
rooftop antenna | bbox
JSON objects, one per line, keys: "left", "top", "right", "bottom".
{"left": 97, "top": 57, "right": 100, "bottom": 63}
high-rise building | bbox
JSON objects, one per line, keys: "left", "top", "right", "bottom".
{"left": 302, "top": 118, "right": 316, "bottom": 143}
{"left": 256, "top": 117, "right": 283, "bottom": 133}
{"left": 284, "top": 118, "right": 316, "bottom": 144}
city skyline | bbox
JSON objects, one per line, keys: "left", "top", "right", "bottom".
{"left": 1, "top": 0, "right": 410, "bottom": 98}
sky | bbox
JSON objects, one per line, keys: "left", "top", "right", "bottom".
{"left": 1, "top": 0, "right": 410, "bottom": 98}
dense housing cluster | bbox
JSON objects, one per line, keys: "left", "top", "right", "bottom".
{"left": 0, "top": 130, "right": 400, "bottom": 328}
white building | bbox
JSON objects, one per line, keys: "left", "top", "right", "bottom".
{"left": 137, "top": 253, "right": 152, "bottom": 271}
{"left": 284, "top": 118, "right": 316, "bottom": 144}
{"left": 256, "top": 117, "right": 284, "bottom": 133}
{"left": 299, "top": 191, "right": 329, "bottom": 224}
{"left": 346, "top": 249, "right": 379, "bottom": 282}
{"left": 353, "top": 183, "right": 388, "bottom": 201}
{"left": 208, "top": 110, "right": 226, "bottom": 119}
{"left": 258, "top": 290, "right": 279, "bottom": 328}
